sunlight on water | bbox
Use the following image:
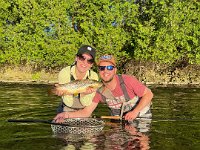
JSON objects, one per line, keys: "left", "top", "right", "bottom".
{"left": 0, "top": 83, "right": 199, "bottom": 150}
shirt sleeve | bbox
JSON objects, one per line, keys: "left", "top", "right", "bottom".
{"left": 62, "top": 95, "right": 74, "bottom": 107}
{"left": 80, "top": 92, "right": 96, "bottom": 106}
{"left": 58, "top": 67, "right": 70, "bottom": 84}
{"left": 89, "top": 70, "right": 99, "bottom": 81}
{"left": 123, "top": 74, "right": 146, "bottom": 97}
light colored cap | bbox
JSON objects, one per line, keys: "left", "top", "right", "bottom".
{"left": 97, "top": 54, "right": 116, "bottom": 66}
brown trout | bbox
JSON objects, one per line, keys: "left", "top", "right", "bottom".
{"left": 57, "top": 79, "right": 102, "bottom": 94}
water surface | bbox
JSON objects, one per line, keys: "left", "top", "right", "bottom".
{"left": 0, "top": 83, "right": 199, "bottom": 150}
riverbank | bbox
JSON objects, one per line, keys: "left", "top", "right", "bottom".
{"left": 124, "top": 61, "right": 200, "bottom": 87}
{"left": 0, "top": 64, "right": 199, "bottom": 87}
{"left": 0, "top": 66, "right": 58, "bottom": 85}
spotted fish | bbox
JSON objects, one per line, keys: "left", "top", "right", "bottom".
{"left": 58, "top": 79, "right": 102, "bottom": 94}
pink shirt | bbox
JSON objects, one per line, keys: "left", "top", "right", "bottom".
{"left": 93, "top": 74, "right": 146, "bottom": 108}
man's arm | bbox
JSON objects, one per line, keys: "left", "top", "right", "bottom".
{"left": 124, "top": 88, "right": 153, "bottom": 120}
{"left": 54, "top": 102, "right": 98, "bottom": 123}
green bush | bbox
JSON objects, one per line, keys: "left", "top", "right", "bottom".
{"left": 0, "top": 0, "right": 199, "bottom": 70}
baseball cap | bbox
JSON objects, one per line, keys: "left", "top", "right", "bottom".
{"left": 76, "top": 45, "right": 96, "bottom": 59}
{"left": 97, "top": 54, "right": 116, "bottom": 66}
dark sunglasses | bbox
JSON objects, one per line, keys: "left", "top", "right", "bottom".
{"left": 98, "top": 65, "right": 115, "bottom": 71}
{"left": 77, "top": 55, "right": 94, "bottom": 64}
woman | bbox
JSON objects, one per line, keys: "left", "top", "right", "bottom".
{"left": 55, "top": 45, "right": 99, "bottom": 113}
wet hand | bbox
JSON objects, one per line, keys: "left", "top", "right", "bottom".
{"left": 53, "top": 112, "right": 69, "bottom": 123}
{"left": 124, "top": 111, "right": 139, "bottom": 121}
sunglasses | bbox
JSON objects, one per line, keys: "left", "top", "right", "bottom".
{"left": 77, "top": 55, "right": 94, "bottom": 64}
{"left": 98, "top": 65, "right": 115, "bottom": 71}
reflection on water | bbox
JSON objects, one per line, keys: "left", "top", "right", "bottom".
{"left": 54, "top": 118, "right": 151, "bottom": 150}
{"left": 0, "top": 83, "right": 200, "bottom": 150}
{"left": 101, "top": 121, "right": 151, "bottom": 150}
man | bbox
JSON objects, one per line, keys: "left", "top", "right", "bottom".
{"left": 54, "top": 45, "right": 99, "bottom": 113}
{"left": 54, "top": 54, "right": 153, "bottom": 122}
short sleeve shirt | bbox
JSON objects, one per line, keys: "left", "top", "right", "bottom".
{"left": 93, "top": 74, "right": 146, "bottom": 105}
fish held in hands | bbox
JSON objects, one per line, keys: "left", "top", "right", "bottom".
{"left": 52, "top": 79, "right": 103, "bottom": 95}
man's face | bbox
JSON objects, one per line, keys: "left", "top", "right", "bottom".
{"left": 98, "top": 61, "right": 116, "bottom": 83}
{"left": 76, "top": 53, "right": 94, "bottom": 73}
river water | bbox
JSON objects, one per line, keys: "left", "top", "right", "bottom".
{"left": 0, "top": 83, "right": 199, "bottom": 150}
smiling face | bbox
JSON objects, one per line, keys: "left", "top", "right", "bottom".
{"left": 98, "top": 61, "right": 117, "bottom": 83}
{"left": 76, "top": 53, "right": 94, "bottom": 73}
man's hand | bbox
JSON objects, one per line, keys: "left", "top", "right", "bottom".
{"left": 124, "top": 110, "right": 139, "bottom": 121}
{"left": 84, "top": 87, "right": 97, "bottom": 94}
{"left": 53, "top": 112, "right": 69, "bottom": 123}
{"left": 81, "top": 87, "right": 97, "bottom": 96}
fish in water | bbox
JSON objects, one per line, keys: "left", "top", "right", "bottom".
{"left": 54, "top": 79, "right": 102, "bottom": 94}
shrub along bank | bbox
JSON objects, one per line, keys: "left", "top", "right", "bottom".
{"left": 0, "top": 1, "right": 199, "bottom": 85}
{"left": 0, "top": 0, "right": 199, "bottom": 70}
{"left": 124, "top": 61, "right": 200, "bottom": 86}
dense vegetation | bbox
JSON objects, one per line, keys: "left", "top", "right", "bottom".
{"left": 0, "top": 0, "right": 199, "bottom": 70}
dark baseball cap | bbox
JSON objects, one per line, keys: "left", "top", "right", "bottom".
{"left": 76, "top": 45, "right": 96, "bottom": 59}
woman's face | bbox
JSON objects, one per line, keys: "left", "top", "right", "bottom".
{"left": 76, "top": 53, "right": 94, "bottom": 73}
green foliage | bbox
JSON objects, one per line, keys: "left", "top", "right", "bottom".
{"left": 146, "top": 0, "right": 200, "bottom": 64}
{"left": 32, "top": 72, "right": 41, "bottom": 81}
{"left": 0, "top": 0, "right": 199, "bottom": 70}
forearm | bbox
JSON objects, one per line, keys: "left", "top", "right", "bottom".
{"left": 132, "top": 88, "right": 153, "bottom": 114}
{"left": 54, "top": 102, "right": 98, "bottom": 122}
{"left": 69, "top": 102, "right": 98, "bottom": 118}
{"left": 68, "top": 108, "right": 92, "bottom": 118}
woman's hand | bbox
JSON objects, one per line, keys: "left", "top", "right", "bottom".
{"left": 53, "top": 84, "right": 71, "bottom": 96}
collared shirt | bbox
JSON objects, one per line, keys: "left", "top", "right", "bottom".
{"left": 58, "top": 65, "right": 99, "bottom": 108}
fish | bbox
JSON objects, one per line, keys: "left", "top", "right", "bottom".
{"left": 55, "top": 79, "right": 103, "bottom": 94}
